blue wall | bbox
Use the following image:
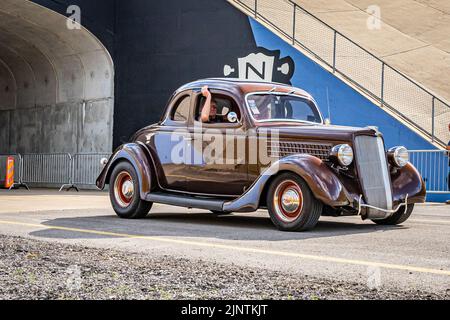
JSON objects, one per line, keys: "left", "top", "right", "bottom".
{"left": 249, "top": 18, "right": 437, "bottom": 151}
{"left": 250, "top": 18, "right": 449, "bottom": 202}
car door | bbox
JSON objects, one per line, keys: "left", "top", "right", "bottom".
{"left": 184, "top": 88, "right": 249, "bottom": 197}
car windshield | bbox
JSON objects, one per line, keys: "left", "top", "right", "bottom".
{"left": 246, "top": 93, "right": 322, "bottom": 124}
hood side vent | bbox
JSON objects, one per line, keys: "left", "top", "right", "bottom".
{"left": 268, "top": 141, "right": 332, "bottom": 160}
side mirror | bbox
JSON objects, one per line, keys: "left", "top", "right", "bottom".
{"left": 324, "top": 118, "right": 331, "bottom": 125}
{"left": 227, "top": 112, "right": 238, "bottom": 123}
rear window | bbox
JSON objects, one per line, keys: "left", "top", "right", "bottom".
{"left": 171, "top": 95, "right": 190, "bottom": 122}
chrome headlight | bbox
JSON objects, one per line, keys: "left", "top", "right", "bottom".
{"left": 388, "top": 146, "right": 409, "bottom": 168}
{"left": 330, "top": 144, "right": 354, "bottom": 166}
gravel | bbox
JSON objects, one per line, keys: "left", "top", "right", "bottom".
{"left": 0, "top": 235, "right": 447, "bottom": 300}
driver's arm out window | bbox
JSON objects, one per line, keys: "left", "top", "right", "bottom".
{"left": 195, "top": 94, "right": 241, "bottom": 123}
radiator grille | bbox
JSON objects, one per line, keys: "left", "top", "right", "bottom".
{"left": 354, "top": 136, "right": 392, "bottom": 215}
{"left": 268, "top": 141, "right": 332, "bottom": 160}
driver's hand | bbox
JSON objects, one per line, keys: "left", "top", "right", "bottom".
{"left": 201, "top": 86, "right": 210, "bottom": 98}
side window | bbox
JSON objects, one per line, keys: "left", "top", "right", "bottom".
{"left": 171, "top": 95, "right": 191, "bottom": 122}
{"left": 195, "top": 93, "right": 241, "bottom": 124}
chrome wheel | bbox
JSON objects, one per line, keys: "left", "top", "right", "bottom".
{"left": 113, "top": 171, "right": 134, "bottom": 208}
{"left": 273, "top": 180, "right": 303, "bottom": 223}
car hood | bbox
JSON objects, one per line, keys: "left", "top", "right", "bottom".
{"left": 255, "top": 123, "right": 378, "bottom": 143}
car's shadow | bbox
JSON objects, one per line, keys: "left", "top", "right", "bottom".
{"left": 29, "top": 211, "right": 406, "bottom": 241}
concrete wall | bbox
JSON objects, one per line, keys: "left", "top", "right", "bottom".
{"left": 0, "top": 0, "right": 114, "bottom": 154}
{"left": 0, "top": 100, "right": 113, "bottom": 154}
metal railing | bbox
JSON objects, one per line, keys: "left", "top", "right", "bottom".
{"left": 230, "top": 0, "right": 450, "bottom": 147}
{"left": 410, "top": 150, "right": 449, "bottom": 194}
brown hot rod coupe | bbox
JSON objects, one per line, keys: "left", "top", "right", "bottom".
{"left": 96, "top": 78, "right": 426, "bottom": 231}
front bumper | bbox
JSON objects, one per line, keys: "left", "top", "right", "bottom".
{"left": 355, "top": 194, "right": 409, "bottom": 220}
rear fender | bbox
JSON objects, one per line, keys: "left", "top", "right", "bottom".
{"left": 96, "top": 143, "right": 155, "bottom": 199}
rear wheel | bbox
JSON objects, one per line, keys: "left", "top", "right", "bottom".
{"left": 267, "top": 173, "right": 322, "bottom": 231}
{"left": 109, "top": 161, "right": 153, "bottom": 219}
{"left": 372, "top": 204, "right": 414, "bottom": 225}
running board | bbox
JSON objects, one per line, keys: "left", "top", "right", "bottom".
{"left": 145, "top": 192, "right": 225, "bottom": 211}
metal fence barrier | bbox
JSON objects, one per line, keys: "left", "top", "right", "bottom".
{"left": 11, "top": 153, "right": 111, "bottom": 191}
{"left": 410, "top": 150, "right": 449, "bottom": 194}
{"left": 230, "top": 0, "right": 450, "bottom": 147}
{"left": 72, "top": 153, "right": 111, "bottom": 188}
{"left": 22, "top": 153, "right": 73, "bottom": 191}
{"left": 0, "top": 151, "right": 448, "bottom": 194}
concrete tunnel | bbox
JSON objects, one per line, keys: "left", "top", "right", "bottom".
{"left": 0, "top": 0, "right": 114, "bottom": 154}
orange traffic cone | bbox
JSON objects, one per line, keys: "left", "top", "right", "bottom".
{"left": 4, "top": 156, "right": 14, "bottom": 189}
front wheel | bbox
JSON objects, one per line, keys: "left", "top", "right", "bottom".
{"left": 267, "top": 173, "right": 323, "bottom": 231}
{"left": 372, "top": 204, "right": 414, "bottom": 225}
{"left": 109, "top": 161, "right": 153, "bottom": 219}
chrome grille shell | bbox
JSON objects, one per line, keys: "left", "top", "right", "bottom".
{"left": 354, "top": 135, "right": 393, "bottom": 219}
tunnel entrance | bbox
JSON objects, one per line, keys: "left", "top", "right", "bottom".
{"left": 0, "top": 0, "right": 114, "bottom": 154}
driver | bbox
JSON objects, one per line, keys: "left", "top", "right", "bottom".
{"left": 200, "top": 86, "right": 225, "bottom": 123}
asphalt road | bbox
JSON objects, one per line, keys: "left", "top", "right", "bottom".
{"left": 0, "top": 189, "right": 449, "bottom": 296}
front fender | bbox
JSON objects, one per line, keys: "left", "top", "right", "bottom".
{"left": 274, "top": 155, "right": 350, "bottom": 206}
{"left": 96, "top": 143, "right": 154, "bottom": 199}
{"left": 391, "top": 162, "right": 426, "bottom": 204}
{"left": 224, "top": 155, "right": 349, "bottom": 212}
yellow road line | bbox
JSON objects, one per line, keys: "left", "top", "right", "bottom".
{"left": 0, "top": 219, "right": 449, "bottom": 277}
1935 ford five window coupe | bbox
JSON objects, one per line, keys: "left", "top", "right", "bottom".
{"left": 96, "top": 78, "right": 426, "bottom": 232}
